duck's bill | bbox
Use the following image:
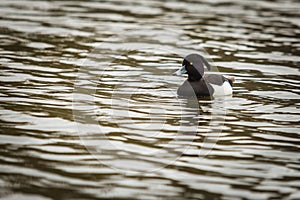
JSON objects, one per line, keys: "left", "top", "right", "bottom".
{"left": 173, "top": 65, "right": 187, "bottom": 76}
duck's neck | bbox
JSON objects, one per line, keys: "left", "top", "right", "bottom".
{"left": 188, "top": 76, "right": 203, "bottom": 81}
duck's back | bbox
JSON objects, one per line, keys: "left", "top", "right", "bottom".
{"left": 204, "top": 74, "right": 232, "bottom": 96}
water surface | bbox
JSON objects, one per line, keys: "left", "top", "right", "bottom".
{"left": 0, "top": 0, "right": 300, "bottom": 199}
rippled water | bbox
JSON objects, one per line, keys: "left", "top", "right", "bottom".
{"left": 1, "top": 0, "right": 300, "bottom": 199}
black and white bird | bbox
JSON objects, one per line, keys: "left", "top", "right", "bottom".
{"left": 173, "top": 54, "right": 235, "bottom": 97}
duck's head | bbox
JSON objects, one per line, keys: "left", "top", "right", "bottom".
{"left": 173, "top": 54, "right": 211, "bottom": 81}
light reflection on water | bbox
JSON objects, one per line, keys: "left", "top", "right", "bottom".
{"left": 0, "top": 0, "right": 300, "bottom": 199}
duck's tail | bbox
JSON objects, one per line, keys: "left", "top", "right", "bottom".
{"left": 226, "top": 76, "right": 235, "bottom": 86}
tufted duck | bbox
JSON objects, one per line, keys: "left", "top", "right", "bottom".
{"left": 174, "top": 54, "right": 235, "bottom": 97}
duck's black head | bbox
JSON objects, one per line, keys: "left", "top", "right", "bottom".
{"left": 174, "top": 54, "right": 211, "bottom": 81}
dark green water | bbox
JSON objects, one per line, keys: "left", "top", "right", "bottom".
{"left": 0, "top": 0, "right": 299, "bottom": 199}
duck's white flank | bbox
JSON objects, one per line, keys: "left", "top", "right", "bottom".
{"left": 211, "top": 81, "right": 232, "bottom": 96}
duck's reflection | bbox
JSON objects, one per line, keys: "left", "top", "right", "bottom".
{"left": 178, "top": 96, "right": 229, "bottom": 158}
